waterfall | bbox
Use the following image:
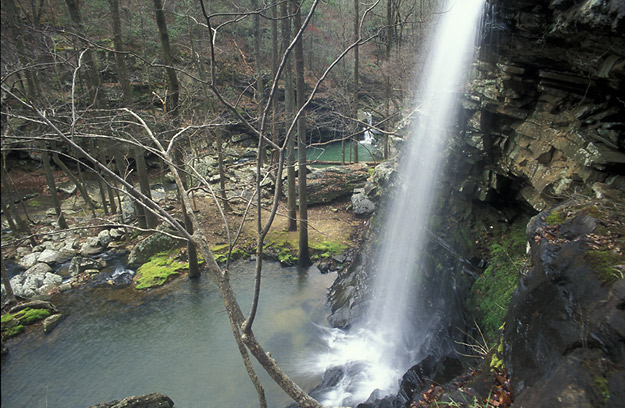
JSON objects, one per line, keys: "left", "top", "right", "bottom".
{"left": 360, "top": 112, "right": 376, "bottom": 145}
{"left": 305, "top": 0, "right": 485, "bottom": 405}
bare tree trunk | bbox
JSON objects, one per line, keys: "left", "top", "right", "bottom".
{"left": 0, "top": 198, "right": 19, "bottom": 237}
{"left": 173, "top": 147, "right": 200, "bottom": 279}
{"left": 1, "top": 259, "right": 16, "bottom": 305}
{"left": 64, "top": 0, "right": 104, "bottom": 107}
{"left": 0, "top": 165, "right": 29, "bottom": 235}
{"left": 40, "top": 142, "right": 68, "bottom": 229}
{"left": 293, "top": 0, "right": 311, "bottom": 268}
{"left": 52, "top": 152, "right": 97, "bottom": 213}
{"left": 384, "top": 0, "right": 393, "bottom": 159}
{"left": 134, "top": 146, "right": 156, "bottom": 229}
{"left": 252, "top": 0, "right": 266, "bottom": 166}
{"left": 270, "top": 0, "right": 279, "bottom": 172}
{"left": 108, "top": 0, "right": 133, "bottom": 107}
{"left": 352, "top": 0, "right": 360, "bottom": 164}
{"left": 153, "top": 0, "right": 198, "bottom": 276}
{"left": 5, "top": 0, "right": 40, "bottom": 100}
{"left": 282, "top": 0, "right": 297, "bottom": 232}
{"left": 215, "top": 129, "right": 231, "bottom": 212}
{"left": 153, "top": 0, "right": 180, "bottom": 116}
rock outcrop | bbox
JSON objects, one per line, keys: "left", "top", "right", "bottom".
{"left": 503, "top": 196, "right": 624, "bottom": 406}
{"left": 88, "top": 393, "right": 174, "bottom": 408}
{"left": 456, "top": 0, "right": 625, "bottom": 211}
{"left": 127, "top": 230, "right": 185, "bottom": 268}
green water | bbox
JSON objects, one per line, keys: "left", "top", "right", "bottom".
{"left": 1, "top": 261, "right": 335, "bottom": 408}
{"left": 306, "top": 141, "right": 379, "bottom": 165}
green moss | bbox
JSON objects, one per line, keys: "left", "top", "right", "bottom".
{"left": 594, "top": 375, "right": 610, "bottom": 405}
{"left": 489, "top": 332, "right": 505, "bottom": 372}
{"left": 471, "top": 220, "right": 528, "bottom": 342}
{"left": 264, "top": 230, "right": 349, "bottom": 265}
{"left": 18, "top": 308, "right": 52, "bottom": 324}
{"left": 310, "top": 240, "right": 348, "bottom": 258}
{"left": 211, "top": 244, "right": 247, "bottom": 264}
{"left": 134, "top": 250, "right": 187, "bottom": 289}
{"left": 265, "top": 230, "right": 299, "bottom": 264}
{"left": 1, "top": 308, "right": 51, "bottom": 339}
{"left": 28, "top": 198, "right": 45, "bottom": 208}
{"left": 586, "top": 250, "right": 623, "bottom": 286}
{"left": 545, "top": 210, "right": 567, "bottom": 226}
{"left": 277, "top": 250, "right": 297, "bottom": 266}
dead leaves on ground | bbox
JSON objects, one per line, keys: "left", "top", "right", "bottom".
{"left": 409, "top": 370, "right": 512, "bottom": 408}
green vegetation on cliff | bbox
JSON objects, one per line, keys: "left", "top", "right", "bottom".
{"left": 470, "top": 219, "right": 528, "bottom": 341}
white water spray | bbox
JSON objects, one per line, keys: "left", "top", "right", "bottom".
{"left": 305, "top": 1, "right": 485, "bottom": 405}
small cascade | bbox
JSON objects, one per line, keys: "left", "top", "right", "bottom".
{"left": 304, "top": 0, "right": 486, "bottom": 406}
{"left": 360, "top": 112, "right": 376, "bottom": 146}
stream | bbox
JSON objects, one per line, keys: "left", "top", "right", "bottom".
{"left": 1, "top": 260, "right": 336, "bottom": 408}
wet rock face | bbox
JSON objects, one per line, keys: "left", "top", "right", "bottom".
{"left": 456, "top": 0, "right": 625, "bottom": 211}
{"left": 503, "top": 199, "right": 625, "bottom": 404}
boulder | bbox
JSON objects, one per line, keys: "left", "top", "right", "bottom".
{"left": 9, "top": 300, "right": 58, "bottom": 314}
{"left": 284, "top": 164, "right": 369, "bottom": 205}
{"left": 97, "top": 230, "right": 113, "bottom": 247}
{"left": 80, "top": 237, "right": 104, "bottom": 256}
{"left": 37, "top": 249, "right": 63, "bottom": 265}
{"left": 504, "top": 200, "right": 625, "bottom": 403}
{"left": 16, "top": 246, "right": 32, "bottom": 258}
{"left": 43, "top": 314, "right": 65, "bottom": 334}
{"left": 10, "top": 267, "right": 63, "bottom": 299}
{"left": 150, "top": 185, "right": 168, "bottom": 202}
{"left": 18, "top": 252, "right": 40, "bottom": 269}
{"left": 109, "top": 228, "right": 125, "bottom": 240}
{"left": 351, "top": 188, "right": 376, "bottom": 216}
{"left": 68, "top": 256, "right": 106, "bottom": 276}
{"left": 24, "top": 262, "right": 52, "bottom": 276}
{"left": 89, "top": 393, "right": 174, "bottom": 408}
{"left": 127, "top": 231, "right": 185, "bottom": 268}
{"left": 56, "top": 181, "right": 77, "bottom": 195}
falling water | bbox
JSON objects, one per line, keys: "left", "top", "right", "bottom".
{"left": 306, "top": 0, "right": 485, "bottom": 405}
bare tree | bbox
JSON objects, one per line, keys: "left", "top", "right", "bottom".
{"left": 293, "top": 0, "right": 312, "bottom": 268}
{"left": 0, "top": 0, "right": 390, "bottom": 405}
{"left": 353, "top": 0, "right": 360, "bottom": 164}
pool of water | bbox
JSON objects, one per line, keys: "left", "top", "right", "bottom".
{"left": 1, "top": 260, "right": 335, "bottom": 408}
{"left": 307, "top": 141, "right": 379, "bottom": 166}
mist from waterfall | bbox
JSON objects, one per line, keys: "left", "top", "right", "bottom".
{"left": 304, "top": 0, "right": 485, "bottom": 405}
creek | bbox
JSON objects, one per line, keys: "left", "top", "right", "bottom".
{"left": 1, "top": 260, "right": 336, "bottom": 408}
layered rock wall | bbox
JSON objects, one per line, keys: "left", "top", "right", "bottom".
{"left": 458, "top": 0, "right": 625, "bottom": 211}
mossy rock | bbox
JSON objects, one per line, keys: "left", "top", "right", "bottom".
{"left": 264, "top": 230, "right": 349, "bottom": 265}
{"left": 210, "top": 244, "right": 248, "bottom": 264}
{"left": 310, "top": 240, "right": 348, "bottom": 259}
{"left": 134, "top": 250, "right": 188, "bottom": 290}
{"left": 1, "top": 307, "right": 52, "bottom": 339}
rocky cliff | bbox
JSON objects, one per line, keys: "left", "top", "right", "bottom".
{"left": 455, "top": 0, "right": 625, "bottom": 406}
{"left": 458, "top": 0, "right": 624, "bottom": 211}
{"left": 332, "top": 1, "right": 625, "bottom": 406}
